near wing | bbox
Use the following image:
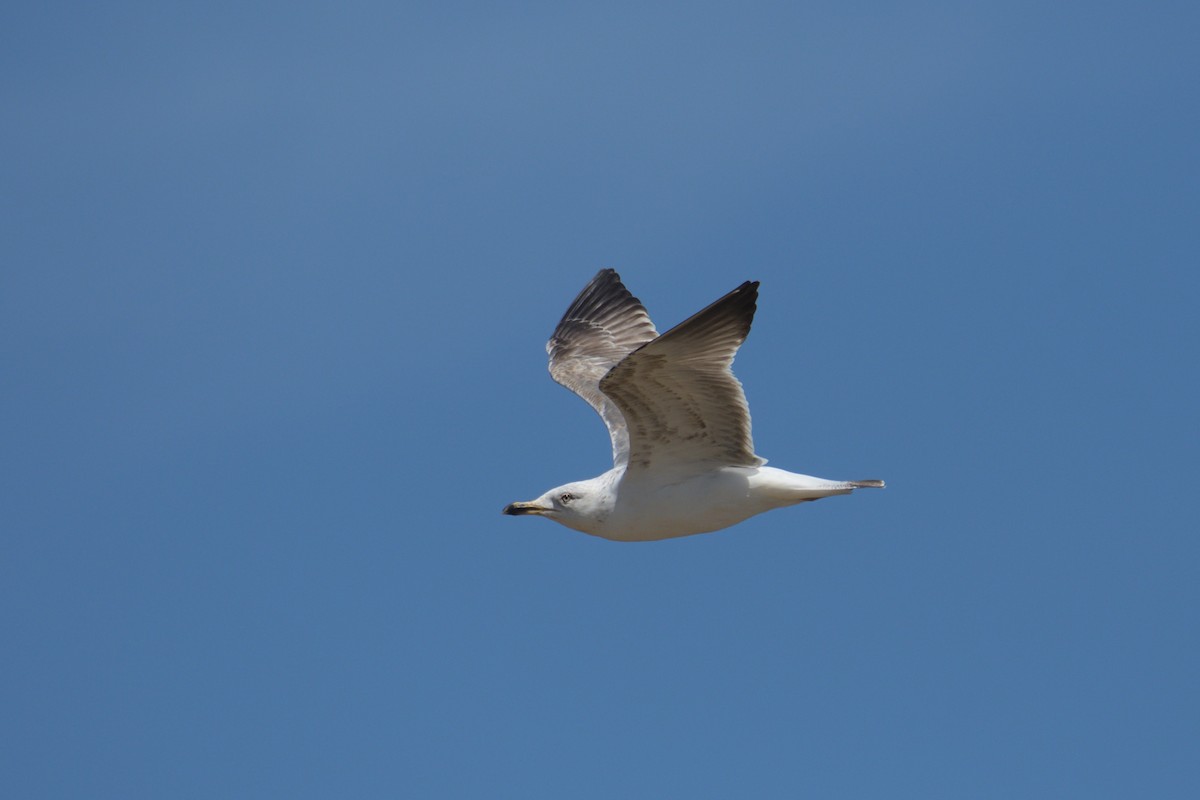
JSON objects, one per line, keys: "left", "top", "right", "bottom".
{"left": 599, "top": 281, "right": 764, "bottom": 476}
{"left": 547, "top": 269, "right": 658, "bottom": 466}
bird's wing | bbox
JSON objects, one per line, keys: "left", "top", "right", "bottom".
{"left": 599, "top": 280, "right": 764, "bottom": 477}
{"left": 547, "top": 269, "right": 658, "bottom": 466}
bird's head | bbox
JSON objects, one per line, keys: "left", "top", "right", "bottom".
{"left": 502, "top": 479, "right": 611, "bottom": 534}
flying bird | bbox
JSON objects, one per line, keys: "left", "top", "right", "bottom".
{"left": 503, "top": 270, "right": 883, "bottom": 541}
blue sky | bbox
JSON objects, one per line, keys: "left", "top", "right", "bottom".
{"left": 3, "top": 1, "right": 1197, "bottom": 797}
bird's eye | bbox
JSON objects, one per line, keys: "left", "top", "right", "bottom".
{"left": 559, "top": 493, "right": 575, "bottom": 505}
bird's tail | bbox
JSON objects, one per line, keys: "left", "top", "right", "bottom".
{"left": 848, "top": 479, "right": 885, "bottom": 489}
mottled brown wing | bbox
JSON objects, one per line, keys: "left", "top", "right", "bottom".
{"left": 547, "top": 269, "right": 658, "bottom": 466}
{"left": 599, "top": 281, "right": 763, "bottom": 476}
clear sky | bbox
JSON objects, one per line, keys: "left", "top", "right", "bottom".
{"left": 3, "top": 1, "right": 1197, "bottom": 797}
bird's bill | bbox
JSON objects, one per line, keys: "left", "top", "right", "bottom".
{"left": 502, "top": 501, "right": 550, "bottom": 516}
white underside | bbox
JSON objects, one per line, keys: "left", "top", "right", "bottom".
{"left": 565, "top": 466, "right": 857, "bottom": 542}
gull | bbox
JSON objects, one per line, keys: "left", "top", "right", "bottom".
{"left": 503, "top": 269, "right": 883, "bottom": 541}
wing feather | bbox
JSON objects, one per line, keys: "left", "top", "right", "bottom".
{"left": 547, "top": 269, "right": 658, "bottom": 466}
{"left": 599, "top": 281, "right": 763, "bottom": 475}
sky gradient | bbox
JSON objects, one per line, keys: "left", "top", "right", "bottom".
{"left": 3, "top": 2, "right": 1198, "bottom": 797}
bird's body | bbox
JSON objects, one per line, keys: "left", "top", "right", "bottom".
{"left": 503, "top": 270, "right": 883, "bottom": 541}
{"left": 546, "top": 465, "right": 877, "bottom": 542}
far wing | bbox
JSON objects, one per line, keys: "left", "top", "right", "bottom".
{"left": 547, "top": 269, "right": 658, "bottom": 466}
{"left": 599, "top": 281, "right": 763, "bottom": 476}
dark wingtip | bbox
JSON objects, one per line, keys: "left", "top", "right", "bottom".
{"left": 558, "top": 269, "right": 634, "bottom": 325}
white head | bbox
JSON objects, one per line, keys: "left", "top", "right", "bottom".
{"left": 502, "top": 477, "right": 613, "bottom": 535}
